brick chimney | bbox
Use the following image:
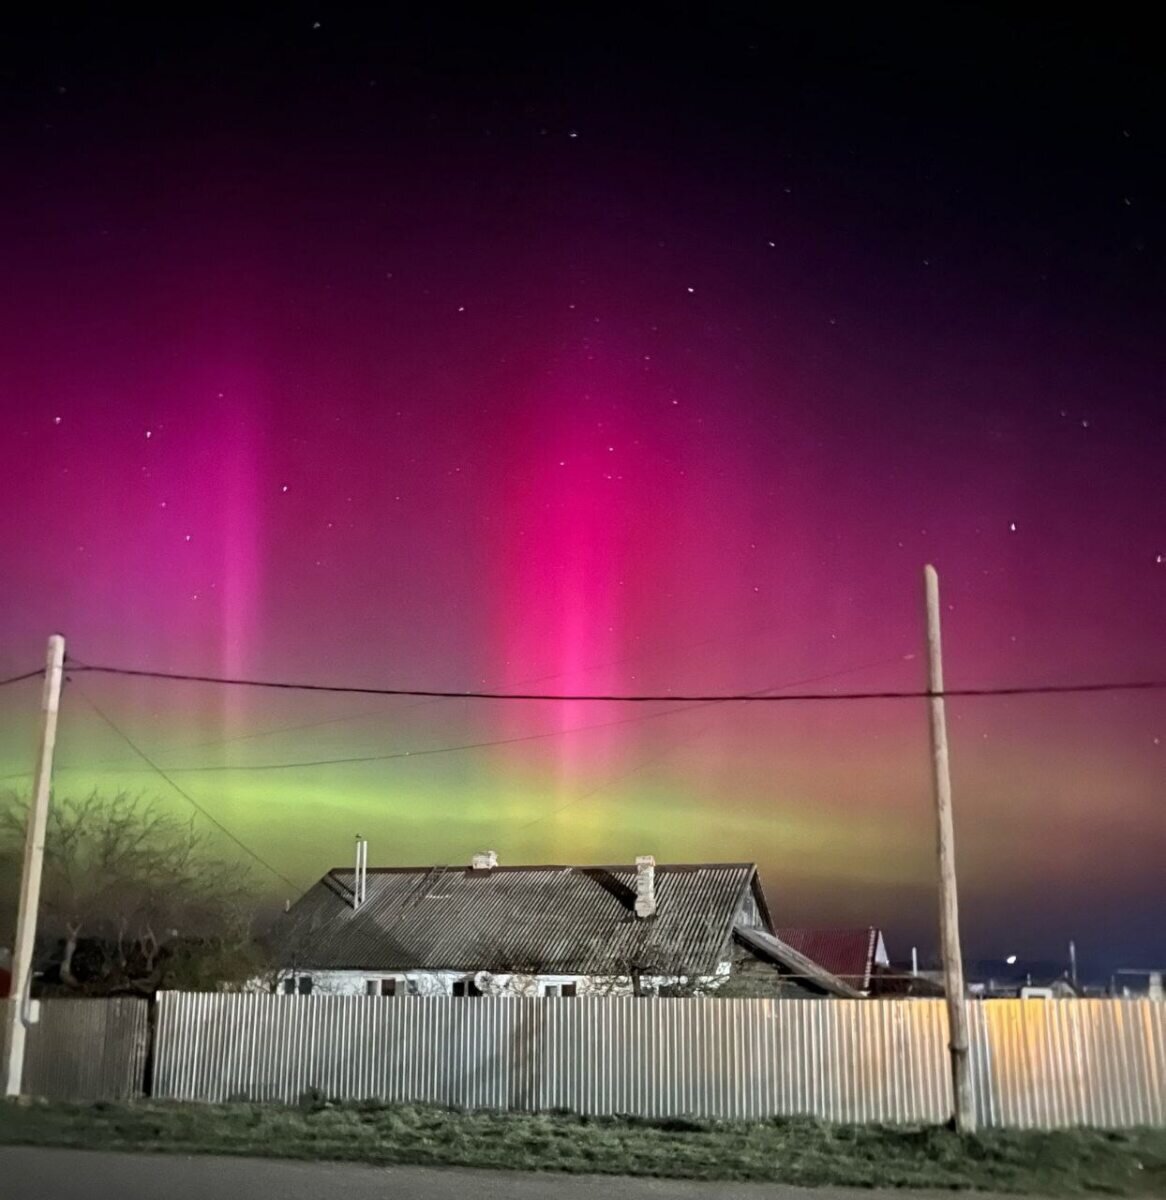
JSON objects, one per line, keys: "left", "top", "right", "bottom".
{"left": 634, "top": 855, "right": 657, "bottom": 918}
{"left": 471, "top": 850, "right": 498, "bottom": 870}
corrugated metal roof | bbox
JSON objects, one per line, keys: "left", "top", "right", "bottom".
{"left": 775, "top": 928, "right": 880, "bottom": 990}
{"left": 280, "top": 863, "right": 762, "bottom": 975}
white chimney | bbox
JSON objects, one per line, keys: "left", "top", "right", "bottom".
{"left": 635, "top": 855, "right": 656, "bottom": 918}
{"left": 353, "top": 835, "right": 368, "bottom": 909}
{"left": 471, "top": 850, "right": 498, "bottom": 870}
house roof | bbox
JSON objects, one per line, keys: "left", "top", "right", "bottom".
{"left": 773, "top": 928, "right": 884, "bottom": 991}
{"left": 279, "top": 862, "right": 770, "bottom": 976}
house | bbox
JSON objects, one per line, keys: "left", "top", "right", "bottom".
{"left": 962, "top": 958, "right": 1084, "bottom": 999}
{"left": 272, "top": 845, "right": 863, "bottom": 998}
{"left": 1113, "top": 969, "right": 1165, "bottom": 1001}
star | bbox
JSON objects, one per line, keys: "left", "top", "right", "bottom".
{"left": 184, "top": 534, "right": 192, "bottom": 542}
{"left": 145, "top": 430, "right": 152, "bottom": 439}
{"left": 686, "top": 286, "right": 695, "bottom": 293}
{"left": 53, "top": 416, "right": 61, "bottom": 425}
{"left": 1009, "top": 522, "right": 1017, "bottom": 532}
{"left": 281, "top": 484, "right": 289, "bottom": 492}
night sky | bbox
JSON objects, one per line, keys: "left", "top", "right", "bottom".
{"left": 1, "top": 8, "right": 1162, "bottom": 974}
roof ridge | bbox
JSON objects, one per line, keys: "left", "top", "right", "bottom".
{"left": 776, "top": 925, "right": 882, "bottom": 933}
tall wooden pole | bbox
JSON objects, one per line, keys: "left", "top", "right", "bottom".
{"left": 923, "top": 568, "right": 975, "bottom": 1133}
{"left": 3, "top": 634, "right": 66, "bottom": 1098}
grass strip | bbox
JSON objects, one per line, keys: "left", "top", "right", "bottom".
{"left": 1, "top": 1099, "right": 1163, "bottom": 1194}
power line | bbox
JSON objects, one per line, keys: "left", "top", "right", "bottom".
{"left": 15, "top": 619, "right": 803, "bottom": 766}
{"left": 66, "top": 660, "right": 1166, "bottom": 702}
{"left": 0, "top": 652, "right": 913, "bottom": 782}
{"left": 27, "top": 653, "right": 913, "bottom": 779}
{"left": 0, "top": 668, "right": 42, "bottom": 688}
{"left": 6, "top": 618, "right": 839, "bottom": 784}
{"left": 71, "top": 687, "right": 299, "bottom": 891}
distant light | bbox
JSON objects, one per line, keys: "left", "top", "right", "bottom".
{"left": 1005, "top": 955, "right": 1017, "bottom": 965}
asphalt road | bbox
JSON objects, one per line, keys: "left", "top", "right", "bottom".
{"left": 2, "top": 1147, "right": 1013, "bottom": 1200}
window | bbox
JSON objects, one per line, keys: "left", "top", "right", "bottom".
{"left": 282, "top": 978, "right": 296, "bottom": 995}
{"left": 542, "top": 982, "right": 578, "bottom": 997}
{"left": 297, "top": 975, "right": 313, "bottom": 995}
{"left": 561, "top": 982, "right": 577, "bottom": 997}
{"left": 452, "top": 979, "right": 482, "bottom": 997}
{"left": 366, "top": 978, "right": 397, "bottom": 996}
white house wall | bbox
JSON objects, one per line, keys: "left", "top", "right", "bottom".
{"left": 276, "top": 965, "right": 732, "bottom": 997}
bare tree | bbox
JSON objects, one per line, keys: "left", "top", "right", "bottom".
{"left": 0, "top": 791, "right": 265, "bottom": 996}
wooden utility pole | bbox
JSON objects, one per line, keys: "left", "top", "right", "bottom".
{"left": 3, "top": 634, "right": 66, "bottom": 1099}
{"left": 923, "top": 567, "right": 975, "bottom": 1134}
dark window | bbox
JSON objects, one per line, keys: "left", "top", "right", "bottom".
{"left": 561, "top": 983, "right": 577, "bottom": 997}
{"left": 452, "top": 979, "right": 482, "bottom": 997}
{"left": 380, "top": 978, "right": 397, "bottom": 996}
{"left": 297, "top": 975, "right": 313, "bottom": 995}
{"left": 282, "top": 978, "right": 295, "bottom": 995}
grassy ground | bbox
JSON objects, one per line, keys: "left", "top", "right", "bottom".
{"left": 1, "top": 1099, "right": 1163, "bottom": 1194}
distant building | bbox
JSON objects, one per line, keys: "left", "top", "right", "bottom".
{"left": 271, "top": 847, "right": 863, "bottom": 998}
{"left": 1114, "top": 969, "right": 1165, "bottom": 1000}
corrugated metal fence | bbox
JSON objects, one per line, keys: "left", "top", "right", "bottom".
{"left": 153, "top": 993, "right": 1165, "bottom": 1128}
{"left": 2, "top": 997, "right": 149, "bottom": 1101}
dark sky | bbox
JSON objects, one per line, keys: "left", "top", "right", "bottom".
{"left": 1, "top": 7, "right": 1162, "bottom": 974}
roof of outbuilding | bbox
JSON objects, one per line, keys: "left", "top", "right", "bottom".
{"left": 279, "top": 862, "right": 769, "bottom": 976}
{"left": 773, "top": 928, "right": 883, "bottom": 990}
{"left": 732, "top": 926, "right": 864, "bottom": 998}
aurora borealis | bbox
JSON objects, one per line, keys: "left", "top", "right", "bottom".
{"left": 1, "top": 10, "right": 1162, "bottom": 973}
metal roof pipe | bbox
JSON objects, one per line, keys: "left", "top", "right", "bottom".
{"left": 353, "top": 835, "right": 368, "bottom": 909}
